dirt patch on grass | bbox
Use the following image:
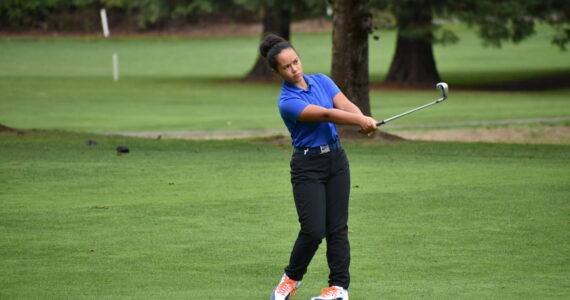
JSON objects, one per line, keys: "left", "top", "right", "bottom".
{"left": 112, "top": 125, "right": 570, "bottom": 145}
{"left": 7, "top": 124, "right": 569, "bottom": 145}
{"left": 389, "top": 126, "right": 570, "bottom": 144}
{"left": 255, "top": 126, "right": 570, "bottom": 146}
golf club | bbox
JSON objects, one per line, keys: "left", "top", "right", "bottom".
{"left": 376, "top": 82, "right": 449, "bottom": 127}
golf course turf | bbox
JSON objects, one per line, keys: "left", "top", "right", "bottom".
{"left": 1, "top": 130, "right": 568, "bottom": 299}
{"left": 1, "top": 23, "right": 569, "bottom": 299}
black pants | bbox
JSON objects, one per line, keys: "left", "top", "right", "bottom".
{"left": 284, "top": 149, "right": 351, "bottom": 290}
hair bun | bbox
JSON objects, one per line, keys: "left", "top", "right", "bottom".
{"left": 259, "top": 33, "right": 287, "bottom": 58}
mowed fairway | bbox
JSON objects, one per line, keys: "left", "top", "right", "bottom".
{"left": 0, "top": 131, "right": 568, "bottom": 299}
{"left": 1, "top": 24, "right": 570, "bottom": 133}
{"left": 1, "top": 23, "right": 570, "bottom": 299}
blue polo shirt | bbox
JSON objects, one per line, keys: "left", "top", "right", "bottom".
{"left": 278, "top": 73, "right": 341, "bottom": 148}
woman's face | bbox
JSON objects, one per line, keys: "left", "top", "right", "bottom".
{"left": 274, "top": 48, "right": 304, "bottom": 85}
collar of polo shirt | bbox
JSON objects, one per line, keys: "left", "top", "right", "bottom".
{"left": 283, "top": 75, "right": 314, "bottom": 93}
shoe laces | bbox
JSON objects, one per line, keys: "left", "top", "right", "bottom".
{"left": 276, "top": 278, "right": 298, "bottom": 296}
{"left": 320, "top": 286, "right": 339, "bottom": 297}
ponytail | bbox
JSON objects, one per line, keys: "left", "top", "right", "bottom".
{"left": 259, "top": 33, "right": 294, "bottom": 70}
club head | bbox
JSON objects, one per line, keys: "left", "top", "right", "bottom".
{"left": 436, "top": 82, "right": 448, "bottom": 99}
{"left": 436, "top": 82, "right": 447, "bottom": 99}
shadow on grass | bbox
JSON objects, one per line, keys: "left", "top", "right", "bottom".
{"left": 370, "top": 71, "right": 570, "bottom": 91}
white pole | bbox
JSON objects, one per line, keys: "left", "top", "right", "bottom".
{"left": 100, "top": 9, "right": 110, "bottom": 38}
{"left": 112, "top": 53, "right": 119, "bottom": 81}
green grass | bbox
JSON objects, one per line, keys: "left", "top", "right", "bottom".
{"left": 1, "top": 23, "right": 569, "bottom": 299}
{"left": 1, "top": 131, "right": 568, "bottom": 299}
{"left": 1, "top": 23, "right": 568, "bottom": 83}
{"left": 1, "top": 24, "right": 569, "bottom": 133}
{"left": 0, "top": 78, "right": 282, "bottom": 132}
{"left": 0, "top": 77, "right": 569, "bottom": 132}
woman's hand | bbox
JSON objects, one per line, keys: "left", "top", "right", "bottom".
{"left": 358, "top": 116, "right": 378, "bottom": 135}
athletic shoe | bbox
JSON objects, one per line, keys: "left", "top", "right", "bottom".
{"left": 310, "top": 286, "right": 349, "bottom": 300}
{"left": 270, "top": 274, "right": 301, "bottom": 300}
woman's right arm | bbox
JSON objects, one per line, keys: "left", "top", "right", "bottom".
{"left": 298, "top": 104, "right": 377, "bottom": 134}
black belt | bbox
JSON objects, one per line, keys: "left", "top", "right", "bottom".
{"left": 294, "top": 140, "right": 342, "bottom": 155}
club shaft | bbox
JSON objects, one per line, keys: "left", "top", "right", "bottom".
{"left": 377, "top": 97, "right": 446, "bottom": 126}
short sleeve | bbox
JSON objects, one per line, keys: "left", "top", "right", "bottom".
{"left": 278, "top": 97, "right": 309, "bottom": 122}
{"left": 316, "top": 74, "right": 341, "bottom": 100}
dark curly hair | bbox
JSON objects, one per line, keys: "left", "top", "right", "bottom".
{"left": 259, "top": 33, "right": 295, "bottom": 70}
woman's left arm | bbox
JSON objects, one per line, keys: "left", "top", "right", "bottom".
{"left": 332, "top": 92, "right": 364, "bottom": 115}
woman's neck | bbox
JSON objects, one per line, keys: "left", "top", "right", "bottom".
{"left": 290, "top": 77, "right": 308, "bottom": 90}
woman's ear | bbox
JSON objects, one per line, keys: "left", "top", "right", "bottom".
{"left": 271, "top": 68, "right": 281, "bottom": 79}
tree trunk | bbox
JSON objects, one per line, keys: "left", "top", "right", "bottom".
{"left": 331, "top": 0, "right": 401, "bottom": 140}
{"left": 330, "top": 0, "right": 372, "bottom": 116}
{"left": 385, "top": 0, "right": 441, "bottom": 84}
{"left": 245, "top": 0, "right": 292, "bottom": 80}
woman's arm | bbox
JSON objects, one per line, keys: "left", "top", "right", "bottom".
{"left": 332, "top": 92, "right": 363, "bottom": 115}
{"left": 297, "top": 104, "right": 377, "bottom": 134}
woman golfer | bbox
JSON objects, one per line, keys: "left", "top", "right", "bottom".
{"left": 262, "top": 34, "right": 377, "bottom": 300}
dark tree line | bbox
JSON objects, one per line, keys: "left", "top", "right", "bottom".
{"left": 0, "top": 0, "right": 326, "bottom": 32}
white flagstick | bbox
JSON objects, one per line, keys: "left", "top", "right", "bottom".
{"left": 101, "top": 9, "right": 119, "bottom": 81}
{"left": 112, "top": 53, "right": 119, "bottom": 81}
{"left": 100, "top": 9, "right": 110, "bottom": 38}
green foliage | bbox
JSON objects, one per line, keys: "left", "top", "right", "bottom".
{"left": 370, "top": 0, "right": 461, "bottom": 46}
{"left": 0, "top": 0, "right": 326, "bottom": 31}
{"left": 370, "top": 0, "right": 570, "bottom": 50}
{"left": 0, "top": 0, "right": 53, "bottom": 28}
{"left": 292, "top": 0, "right": 327, "bottom": 20}
{"left": 454, "top": 1, "right": 557, "bottom": 48}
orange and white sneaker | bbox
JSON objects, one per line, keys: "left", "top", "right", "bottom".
{"left": 310, "top": 286, "right": 349, "bottom": 300}
{"left": 270, "top": 274, "right": 301, "bottom": 300}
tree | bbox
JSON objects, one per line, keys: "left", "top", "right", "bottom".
{"left": 384, "top": 0, "right": 441, "bottom": 84}
{"left": 330, "top": 0, "right": 372, "bottom": 116}
{"left": 371, "top": 0, "right": 570, "bottom": 85}
{"left": 245, "top": 0, "right": 292, "bottom": 80}
{"left": 330, "top": 0, "right": 401, "bottom": 139}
